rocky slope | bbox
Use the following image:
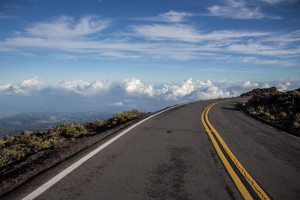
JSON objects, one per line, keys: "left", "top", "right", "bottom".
{"left": 241, "top": 88, "right": 300, "bottom": 136}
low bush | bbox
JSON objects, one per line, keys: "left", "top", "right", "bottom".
{"left": 51, "top": 122, "right": 88, "bottom": 138}
{"left": 0, "top": 131, "right": 54, "bottom": 168}
{"left": 107, "top": 109, "right": 145, "bottom": 127}
{"left": 83, "top": 119, "right": 103, "bottom": 132}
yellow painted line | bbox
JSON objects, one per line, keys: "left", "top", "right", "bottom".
{"left": 202, "top": 101, "right": 271, "bottom": 200}
{"left": 201, "top": 105, "right": 253, "bottom": 200}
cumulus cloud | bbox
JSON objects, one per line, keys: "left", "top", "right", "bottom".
{"left": 0, "top": 77, "right": 299, "bottom": 112}
{"left": 122, "top": 78, "right": 154, "bottom": 97}
{"left": 0, "top": 83, "right": 12, "bottom": 92}
{"left": 55, "top": 79, "right": 113, "bottom": 96}
{"left": 157, "top": 78, "right": 195, "bottom": 101}
{"left": 0, "top": 76, "right": 114, "bottom": 96}
{"left": 187, "top": 79, "right": 231, "bottom": 100}
{"left": 0, "top": 76, "right": 45, "bottom": 95}
{"left": 276, "top": 82, "right": 290, "bottom": 91}
{"left": 156, "top": 78, "right": 230, "bottom": 101}
{"left": 241, "top": 81, "right": 259, "bottom": 88}
{"left": 261, "top": 83, "right": 272, "bottom": 88}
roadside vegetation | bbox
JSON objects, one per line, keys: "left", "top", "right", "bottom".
{"left": 240, "top": 87, "right": 300, "bottom": 136}
{"left": 0, "top": 109, "right": 145, "bottom": 169}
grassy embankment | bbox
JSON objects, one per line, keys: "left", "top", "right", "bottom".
{"left": 240, "top": 87, "right": 300, "bottom": 136}
{"left": 0, "top": 109, "right": 145, "bottom": 169}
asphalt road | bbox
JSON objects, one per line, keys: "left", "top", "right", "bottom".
{"left": 4, "top": 98, "right": 300, "bottom": 200}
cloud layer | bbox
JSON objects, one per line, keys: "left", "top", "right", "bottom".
{"left": 0, "top": 76, "right": 298, "bottom": 112}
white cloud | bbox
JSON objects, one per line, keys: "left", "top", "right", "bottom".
{"left": 260, "top": 0, "right": 297, "bottom": 4}
{"left": 226, "top": 41, "right": 300, "bottom": 58}
{"left": 263, "top": 30, "right": 300, "bottom": 45}
{"left": 131, "top": 24, "right": 269, "bottom": 42}
{"left": 100, "top": 51, "right": 140, "bottom": 59}
{"left": 122, "top": 78, "right": 154, "bottom": 97}
{"left": 53, "top": 53, "right": 78, "bottom": 60}
{"left": 0, "top": 77, "right": 114, "bottom": 96}
{"left": 207, "top": 0, "right": 281, "bottom": 19}
{"left": 0, "top": 76, "right": 45, "bottom": 95}
{"left": 55, "top": 79, "right": 113, "bottom": 96}
{"left": 239, "top": 56, "right": 296, "bottom": 66}
{"left": 242, "top": 81, "right": 259, "bottom": 88}
{"left": 276, "top": 82, "right": 290, "bottom": 91}
{"left": 157, "top": 78, "right": 196, "bottom": 100}
{"left": 132, "top": 10, "right": 193, "bottom": 23}
{"left": 0, "top": 83, "right": 12, "bottom": 92}
{"left": 110, "top": 102, "right": 124, "bottom": 106}
{"left": 26, "top": 15, "right": 110, "bottom": 39}
{"left": 0, "top": 77, "right": 299, "bottom": 112}
{"left": 130, "top": 24, "right": 200, "bottom": 42}
{"left": 1, "top": 27, "right": 298, "bottom": 64}
{"left": 21, "top": 75, "right": 39, "bottom": 87}
{"left": 156, "top": 79, "right": 232, "bottom": 101}
{"left": 157, "top": 10, "right": 193, "bottom": 22}
{"left": 19, "top": 52, "right": 36, "bottom": 57}
{"left": 261, "top": 83, "right": 272, "bottom": 88}
{"left": 0, "top": 14, "right": 299, "bottom": 66}
{"left": 207, "top": 5, "right": 264, "bottom": 19}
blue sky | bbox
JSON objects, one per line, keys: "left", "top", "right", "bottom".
{"left": 0, "top": 0, "right": 300, "bottom": 112}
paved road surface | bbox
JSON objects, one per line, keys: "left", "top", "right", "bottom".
{"left": 3, "top": 98, "right": 300, "bottom": 200}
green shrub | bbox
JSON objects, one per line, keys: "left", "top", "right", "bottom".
{"left": 107, "top": 109, "right": 145, "bottom": 127}
{"left": 83, "top": 118, "right": 103, "bottom": 132}
{"left": 0, "top": 132, "right": 54, "bottom": 168}
{"left": 51, "top": 122, "right": 88, "bottom": 138}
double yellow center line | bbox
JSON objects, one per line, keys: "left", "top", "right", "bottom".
{"left": 201, "top": 101, "right": 270, "bottom": 200}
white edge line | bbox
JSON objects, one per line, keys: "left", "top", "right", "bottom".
{"left": 21, "top": 104, "right": 182, "bottom": 200}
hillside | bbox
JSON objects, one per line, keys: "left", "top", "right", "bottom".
{"left": 241, "top": 88, "right": 300, "bottom": 136}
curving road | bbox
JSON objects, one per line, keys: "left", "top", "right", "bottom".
{"left": 3, "top": 98, "right": 300, "bottom": 200}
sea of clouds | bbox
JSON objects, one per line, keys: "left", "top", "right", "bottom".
{"left": 0, "top": 76, "right": 299, "bottom": 112}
